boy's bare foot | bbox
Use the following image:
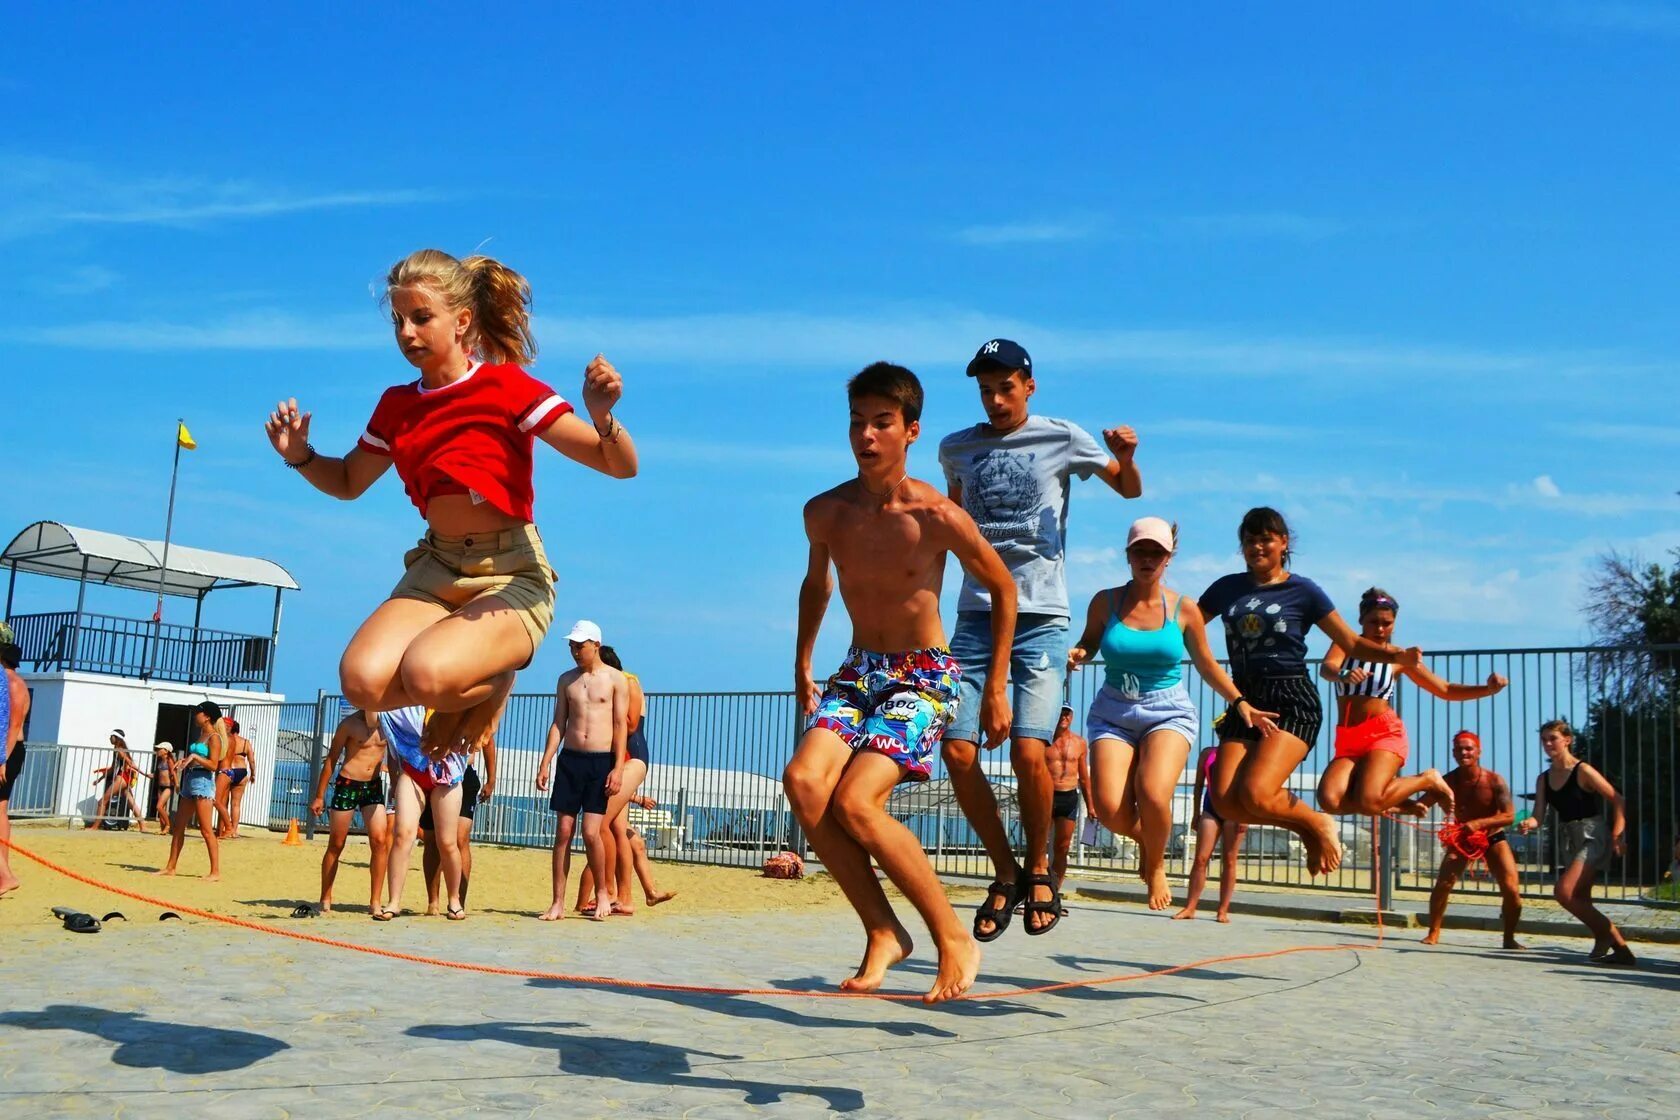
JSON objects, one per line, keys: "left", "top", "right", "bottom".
{"left": 923, "top": 935, "right": 981, "bottom": 1004}
{"left": 1421, "top": 929, "right": 1442, "bottom": 945}
{"left": 839, "top": 924, "right": 914, "bottom": 993}
{"left": 319, "top": 899, "right": 333, "bottom": 914}
{"left": 424, "top": 904, "right": 442, "bottom": 917}
{"left": 0, "top": 872, "right": 21, "bottom": 898}
{"left": 1589, "top": 936, "right": 1611, "bottom": 960}
{"left": 1602, "top": 945, "right": 1637, "bottom": 967}
{"left": 537, "top": 904, "right": 566, "bottom": 921}
{"left": 203, "top": 872, "right": 221, "bottom": 883}
{"left": 152, "top": 867, "right": 176, "bottom": 877}
{"left": 1171, "top": 906, "right": 1198, "bottom": 920}
{"left": 611, "top": 902, "right": 636, "bottom": 916}
{"left": 647, "top": 890, "right": 677, "bottom": 907}
{"left": 1216, "top": 911, "right": 1232, "bottom": 924}
{"left": 589, "top": 892, "right": 612, "bottom": 922}
{"left": 1145, "top": 866, "right": 1172, "bottom": 911}
{"left": 1421, "top": 770, "right": 1454, "bottom": 815}
{"left": 1502, "top": 938, "right": 1526, "bottom": 950}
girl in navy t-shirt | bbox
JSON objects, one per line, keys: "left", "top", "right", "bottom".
{"left": 1198, "top": 507, "right": 1420, "bottom": 877}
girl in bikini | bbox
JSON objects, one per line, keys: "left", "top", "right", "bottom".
{"left": 1198, "top": 508, "right": 1421, "bottom": 876}
{"left": 216, "top": 719, "right": 254, "bottom": 838}
{"left": 264, "top": 249, "right": 638, "bottom": 765}
{"left": 157, "top": 702, "right": 226, "bottom": 880}
{"left": 1315, "top": 587, "right": 1506, "bottom": 817}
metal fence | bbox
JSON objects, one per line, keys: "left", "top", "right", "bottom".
{"left": 24, "top": 644, "right": 1671, "bottom": 906}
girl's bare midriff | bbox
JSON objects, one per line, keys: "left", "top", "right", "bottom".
{"left": 424, "top": 493, "right": 529, "bottom": 537}
{"left": 1338, "top": 693, "right": 1392, "bottom": 726}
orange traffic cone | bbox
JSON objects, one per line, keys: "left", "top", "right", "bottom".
{"left": 281, "top": 819, "right": 304, "bottom": 846}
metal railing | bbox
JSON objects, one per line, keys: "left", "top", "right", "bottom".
{"left": 21, "top": 644, "right": 1671, "bottom": 908}
{"left": 8, "top": 608, "right": 274, "bottom": 687}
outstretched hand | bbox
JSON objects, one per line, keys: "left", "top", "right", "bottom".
{"left": 265, "top": 398, "right": 312, "bottom": 463}
{"left": 582, "top": 355, "right": 623, "bottom": 423}
{"left": 1486, "top": 672, "right": 1509, "bottom": 692}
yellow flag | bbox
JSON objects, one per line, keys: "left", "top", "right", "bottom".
{"left": 176, "top": 422, "right": 197, "bottom": 450}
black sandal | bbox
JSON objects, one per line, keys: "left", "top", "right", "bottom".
{"left": 973, "top": 868, "right": 1026, "bottom": 943}
{"left": 1022, "top": 873, "right": 1062, "bottom": 937}
{"left": 446, "top": 905, "right": 467, "bottom": 921}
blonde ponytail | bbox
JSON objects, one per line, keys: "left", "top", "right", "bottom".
{"left": 384, "top": 248, "right": 537, "bottom": 366}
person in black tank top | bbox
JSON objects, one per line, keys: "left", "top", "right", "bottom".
{"left": 1517, "top": 719, "right": 1634, "bottom": 965}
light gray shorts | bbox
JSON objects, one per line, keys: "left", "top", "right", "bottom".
{"left": 1559, "top": 816, "right": 1610, "bottom": 870}
{"left": 1086, "top": 683, "right": 1199, "bottom": 749}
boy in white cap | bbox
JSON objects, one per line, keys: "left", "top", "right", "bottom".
{"left": 937, "top": 338, "right": 1142, "bottom": 938}
{"left": 536, "top": 620, "right": 627, "bottom": 921}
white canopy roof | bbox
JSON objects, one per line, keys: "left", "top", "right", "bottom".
{"left": 2, "top": 520, "right": 299, "bottom": 598}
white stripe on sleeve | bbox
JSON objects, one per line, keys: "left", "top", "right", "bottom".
{"left": 518, "top": 395, "right": 568, "bottom": 433}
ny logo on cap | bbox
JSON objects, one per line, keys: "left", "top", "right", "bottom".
{"left": 982, "top": 340, "right": 1001, "bottom": 354}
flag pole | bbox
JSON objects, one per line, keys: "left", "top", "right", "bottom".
{"left": 145, "top": 421, "right": 185, "bottom": 679}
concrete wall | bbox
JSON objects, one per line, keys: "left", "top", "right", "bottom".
{"left": 19, "top": 671, "right": 285, "bottom": 827}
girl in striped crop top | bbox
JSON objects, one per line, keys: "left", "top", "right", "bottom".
{"left": 1316, "top": 587, "right": 1508, "bottom": 820}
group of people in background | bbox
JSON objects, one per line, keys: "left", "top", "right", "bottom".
{"left": 89, "top": 717, "right": 254, "bottom": 840}
{"left": 306, "top": 624, "right": 674, "bottom": 924}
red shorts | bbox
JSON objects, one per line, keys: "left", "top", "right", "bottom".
{"left": 1332, "top": 709, "right": 1409, "bottom": 763}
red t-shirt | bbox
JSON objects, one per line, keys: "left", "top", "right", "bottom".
{"left": 357, "top": 361, "right": 573, "bottom": 520}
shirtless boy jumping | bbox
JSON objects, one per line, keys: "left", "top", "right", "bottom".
{"left": 783, "top": 361, "right": 1017, "bottom": 1004}
{"left": 536, "top": 620, "right": 627, "bottom": 922}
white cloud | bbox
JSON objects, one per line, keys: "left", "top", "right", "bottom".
{"left": 0, "top": 154, "right": 435, "bottom": 240}
{"left": 10, "top": 304, "right": 1672, "bottom": 396}
{"left": 1545, "top": 2, "right": 1680, "bottom": 36}
{"left": 1566, "top": 421, "right": 1680, "bottom": 445}
{"left": 42, "top": 264, "right": 121, "bottom": 295}
{"left": 1168, "top": 212, "right": 1345, "bottom": 240}
{"left": 952, "top": 219, "right": 1104, "bottom": 246}
{"left": 1533, "top": 474, "right": 1563, "bottom": 498}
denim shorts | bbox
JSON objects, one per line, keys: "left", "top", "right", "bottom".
{"left": 946, "top": 611, "right": 1069, "bottom": 743}
{"left": 181, "top": 769, "right": 216, "bottom": 801}
{"left": 1085, "top": 683, "right": 1199, "bottom": 748}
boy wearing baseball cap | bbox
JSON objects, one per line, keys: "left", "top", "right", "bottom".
{"left": 937, "top": 339, "right": 1142, "bottom": 939}
{"left": 536, "top": 619, "right": 628, "bottom": 922}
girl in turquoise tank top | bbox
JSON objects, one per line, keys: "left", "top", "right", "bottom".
{"left": 1068, "top": 517, "right": 1276, "bottom": 911}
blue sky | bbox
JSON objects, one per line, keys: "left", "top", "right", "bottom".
{"left": 2, "top": 3, "right": 1677, "bottom": 703}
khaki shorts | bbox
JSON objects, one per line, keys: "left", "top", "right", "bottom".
{"left": 390, "top": 524, "right": 557, "bottom": 658}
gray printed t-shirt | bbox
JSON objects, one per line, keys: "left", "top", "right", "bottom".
{"left": 938, "top": 415, "right": 1111, "bottom": 616}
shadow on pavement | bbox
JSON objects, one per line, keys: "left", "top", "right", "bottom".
{"left": 407, "top": 1019, "right": 866, "bottom": 1112}
{"left": 0, "top": 1005, "right": 290, "bottom": 1074}
{"left": 529, "top": 977, "right": 969, "bottom": 1034}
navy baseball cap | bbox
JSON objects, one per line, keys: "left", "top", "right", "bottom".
{"left": 966, "top": 338, "right": 1032, "bottom": 377}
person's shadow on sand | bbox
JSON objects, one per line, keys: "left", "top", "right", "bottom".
{"left": 407, "top": 1020, "right": 865, "bottom": 1112}
{"left": 0, "top": 1005, "right": 289, "bottom": 1074}
{"left": 528, "top": 976, "right": 966, "bottom": 1035}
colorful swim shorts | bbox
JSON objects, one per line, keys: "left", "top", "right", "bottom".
{"left": 808, "top": 646, "right": 961, "bottom": 782}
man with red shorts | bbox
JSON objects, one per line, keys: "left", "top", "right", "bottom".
{"left": 1413, "top": 730, "right": 1523, "bottom": 949}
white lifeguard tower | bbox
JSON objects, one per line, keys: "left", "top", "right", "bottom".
{"left": 2, "top": 520, "right": 299, "bottom": 824}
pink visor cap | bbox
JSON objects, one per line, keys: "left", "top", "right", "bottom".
{"left": 1126, "top": 516, "right": 1175, "bottom": 552}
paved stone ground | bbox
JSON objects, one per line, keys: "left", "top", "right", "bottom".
{"left": 3, "top": 896, "right": 1678, "bottom": 1119}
